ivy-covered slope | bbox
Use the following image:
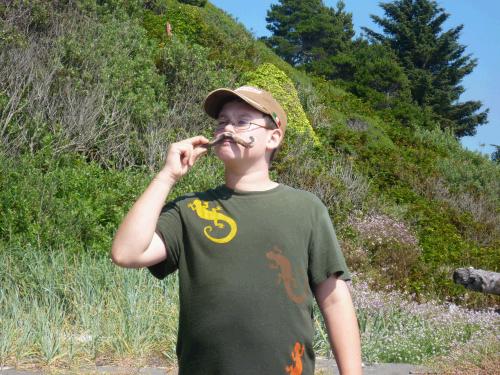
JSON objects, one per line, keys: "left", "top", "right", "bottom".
{"left": 1, "top": 0, "right": 498, "bottom": 308}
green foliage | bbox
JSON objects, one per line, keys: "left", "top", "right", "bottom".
{"left": 153, "top": 2, "right": 208, "bottom": 44}
{"left": 59, "top": 15, "right": 166, "bottom": 127}
{"left": 0, "top": 5, "right": 174, "bottom": 167}
{"left": 157, "top": 37, "right": 236, "bottom": 105}
{"left": 405, "top": 196, "right": 499, "bottom": 306}
{"left": 178, "top": 0, "right": 207, "bottom": 6}
{"left": 142, "top": 10, "right": 169, "bottom": 42}
{"left": 154, "top": 36, "right": 237, "bottom": 139}
{"left": 264, "top": 0, "right": 354, "bottom": 67}
{"left": 0, "top": 149, "right": 224, "bottom": 256}
{"left": 328, "top": 43, "right": 411, "bottom": 108}
{"left": 363, "top": 0, "right": 488, "bottom": 137}
{"left": 77, "top": 0, "right": 146, "bottom": 19}
{"left": 314, "top": 79, "right": 377, "bottom": 118}
{"left": 0, "top": 151, "right": 150, "bottom": 255}
{"left": 243, "top": 63, "right": 320, "bottom": 146}
{"left": 301, "top": 78, "right": 499, "bottom": 307}
{"left": 436, "top": 150, "right": 500, "bottom": 198}
{"left": 201, "top": 3, "right": 259, "bottom": 71}
{"left": 144, "top": 1, "right": 258, "bottom": 72}
{"left": 1, "top": 0, "right": 498, "bottom": 312}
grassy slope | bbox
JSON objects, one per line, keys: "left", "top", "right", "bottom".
{"left": 0, "top": 0, "right": 499, "bottom": 369}
{"left": 8, "top": 0, "right": 496, "bottom": 305}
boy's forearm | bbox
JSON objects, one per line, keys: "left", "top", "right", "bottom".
{"left": 111, "top": 136, "right": 209, "bottom": 266}
{"left": 111, "top": 172, "right": 175, "bottom": 263}
{"left": 315, "top": 278, "right": 362, "bottom": 375}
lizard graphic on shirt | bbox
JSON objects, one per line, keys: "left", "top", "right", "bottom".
{"left": 266, "top": 246, "right": 307, "bottom": 304}
{"left": 285, "top": 341, "right": 305, "bottom": 375}
{"left": 188, "top": 199, "right": 237, "bottom": 244}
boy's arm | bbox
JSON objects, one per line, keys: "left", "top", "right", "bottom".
{"left": 110, "top": 136, "right": 208, "bottom": 268}
{"left": 313, "top": 276, "right": 362, "bottom": 375}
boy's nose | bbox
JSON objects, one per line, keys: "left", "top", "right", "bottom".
{"left": 216, "top": 123, "right": 236, "bottom": 134}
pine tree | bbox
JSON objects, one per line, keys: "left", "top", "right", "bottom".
{"left": 363, "top": 0, "right": 488, "bottom": 137}
{"left": 263, "top": 0, "right": 354, "bottom": 68}
{"left": 311, "top": 41, "right": 410, "bottom": 106}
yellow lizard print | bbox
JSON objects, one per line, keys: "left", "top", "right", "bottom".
{"left": 187, "top": 199, "right": 237, "bottom": 244}
{"left": 285, "top": 342, "right": 305, "bottom": 375}
{"left": 266, "top": 246, "right": 307, "bottom": 304}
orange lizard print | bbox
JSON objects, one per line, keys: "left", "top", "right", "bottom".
{"left": 285, "top": 341, "right": 305, "bottom": 375}
{"left": 266, "top": 246, "right": 307, "bottom": 304}
{"left": 187, "top": 199, "right": 237, "bottom": 244}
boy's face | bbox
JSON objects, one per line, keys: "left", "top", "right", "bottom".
{"left": 214, "top": 100, "right": 282, "bottom": 165}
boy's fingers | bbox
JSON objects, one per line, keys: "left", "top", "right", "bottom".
{"left": 189, "top": 147, "right": 207, "bottom": 166}
{"left": 169, "top": 136, "right": 208, "bottom": 169}
{"left": 185, "top": 135, "right": 209, "bottom": 146}
{"left": 181, "top": 148, "right": 191, "bottom": 166}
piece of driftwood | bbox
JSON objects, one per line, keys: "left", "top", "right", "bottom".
{"left": 453, "top": 267, "right": 500, "bottom": 295}
{"left": 202, "top": 132, "right": 255, "bottom": 148}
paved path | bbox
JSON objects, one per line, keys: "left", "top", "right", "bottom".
{"left": 0, "top": 359, "right": 431, "bottom": 374}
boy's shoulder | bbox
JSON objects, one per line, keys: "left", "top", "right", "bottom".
{"left": 280, "top": 184, "right": 326, "bottom": 204}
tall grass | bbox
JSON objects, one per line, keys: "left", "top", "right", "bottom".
{"left": 0, "top": 244, "right": 179, "bottom": 368}
{"left": 2, "top": 244, "right": 497, "bottom": 368}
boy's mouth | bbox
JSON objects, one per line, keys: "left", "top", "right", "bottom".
{"left": 203, "top": 132, "right": 255, "bottom": 148}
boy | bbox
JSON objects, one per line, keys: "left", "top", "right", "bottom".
{"left": 111, "top": 86, "right": 362, "bottom": 375}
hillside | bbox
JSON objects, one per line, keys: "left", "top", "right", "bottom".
{"left": 0, "top": 0, "right": 499, "bottom": 371}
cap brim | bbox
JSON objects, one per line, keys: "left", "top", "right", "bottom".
{"left": 203, "top": 88, "right": 269, "bottom": 119}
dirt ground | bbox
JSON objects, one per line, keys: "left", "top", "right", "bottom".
{"left": 0, "top": 358, "right": 431, "bottom": 375}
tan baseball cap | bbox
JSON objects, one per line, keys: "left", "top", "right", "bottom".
{"left": 203, "top": 85, "right": 287, "bottom": 132}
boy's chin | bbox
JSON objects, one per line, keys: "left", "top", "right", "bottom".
{"left": 217, "top": 153, "right": 246, "bottom": 164}
{"left": 215, "top": 145, "right": 245, "bottom": 160}
{"left": 216, "top": 151, "right": 257, "bottom": 166}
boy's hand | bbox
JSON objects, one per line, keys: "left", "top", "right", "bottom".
{"left": 158, "top": 136, "right": 209, "bottom": 183}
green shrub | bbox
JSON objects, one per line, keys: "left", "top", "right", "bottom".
{"left": 59, "top": 16, "right": 166, "bottom": 127}
{"left": 154, "top": 36, "right": 237, "bottom": 139}
{"left": 402, "top": 196, "right": 499, "bottom": 306}
{"left": 0, "top": 151, "right": 150, "bottom": 255}
{"left": 144, "top": 1, "right": 257, "bottom": 72}
{"left": 243, "top": 63, "right": 320, "bottom": 145}
{"left": 178, "top": 0, "right": 207, "bottom": 6}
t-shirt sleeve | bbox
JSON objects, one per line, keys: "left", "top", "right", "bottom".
{"left": 308, "top": 203, "right": 351, "bottom": 287}
{"left": 147, "top": 201, "right": 184, "bottom": 280}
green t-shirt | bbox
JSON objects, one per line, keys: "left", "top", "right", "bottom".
{"left": 149, "top": 184, "right": 350, "bottom": 375}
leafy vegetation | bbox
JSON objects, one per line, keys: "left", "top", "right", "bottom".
{"left": 0, "top": 0, "right": 498, "bottom": 369}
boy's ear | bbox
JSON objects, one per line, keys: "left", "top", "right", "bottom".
{"left": 267, "top": 128, "right": 283, "bottom": 150}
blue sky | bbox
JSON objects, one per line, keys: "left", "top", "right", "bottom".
{"left": 210, "top": 0, "right": 499, "bottom": 157}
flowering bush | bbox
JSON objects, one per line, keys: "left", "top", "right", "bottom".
{"left": 350, "top": 213, "right": 418, "bottom": 247}
{"left": 348, "top": 213, "right": 421, "bottom": 288}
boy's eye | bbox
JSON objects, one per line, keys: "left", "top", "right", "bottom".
{"left": 237, "top": 120, "right": 249, "bottom": 127}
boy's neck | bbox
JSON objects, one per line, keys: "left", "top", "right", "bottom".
{"left": 224, "top": 168, "right": 278, "bottom": 192}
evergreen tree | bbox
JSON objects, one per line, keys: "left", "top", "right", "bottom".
{"left": 362, "top": 0, "right": 488, "bottom": 137}
{"left": 311, "top": 41, "right": 411, "bottom": 106}
{"left": 263, "top": 0, "right": 354, "bottom": 67}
